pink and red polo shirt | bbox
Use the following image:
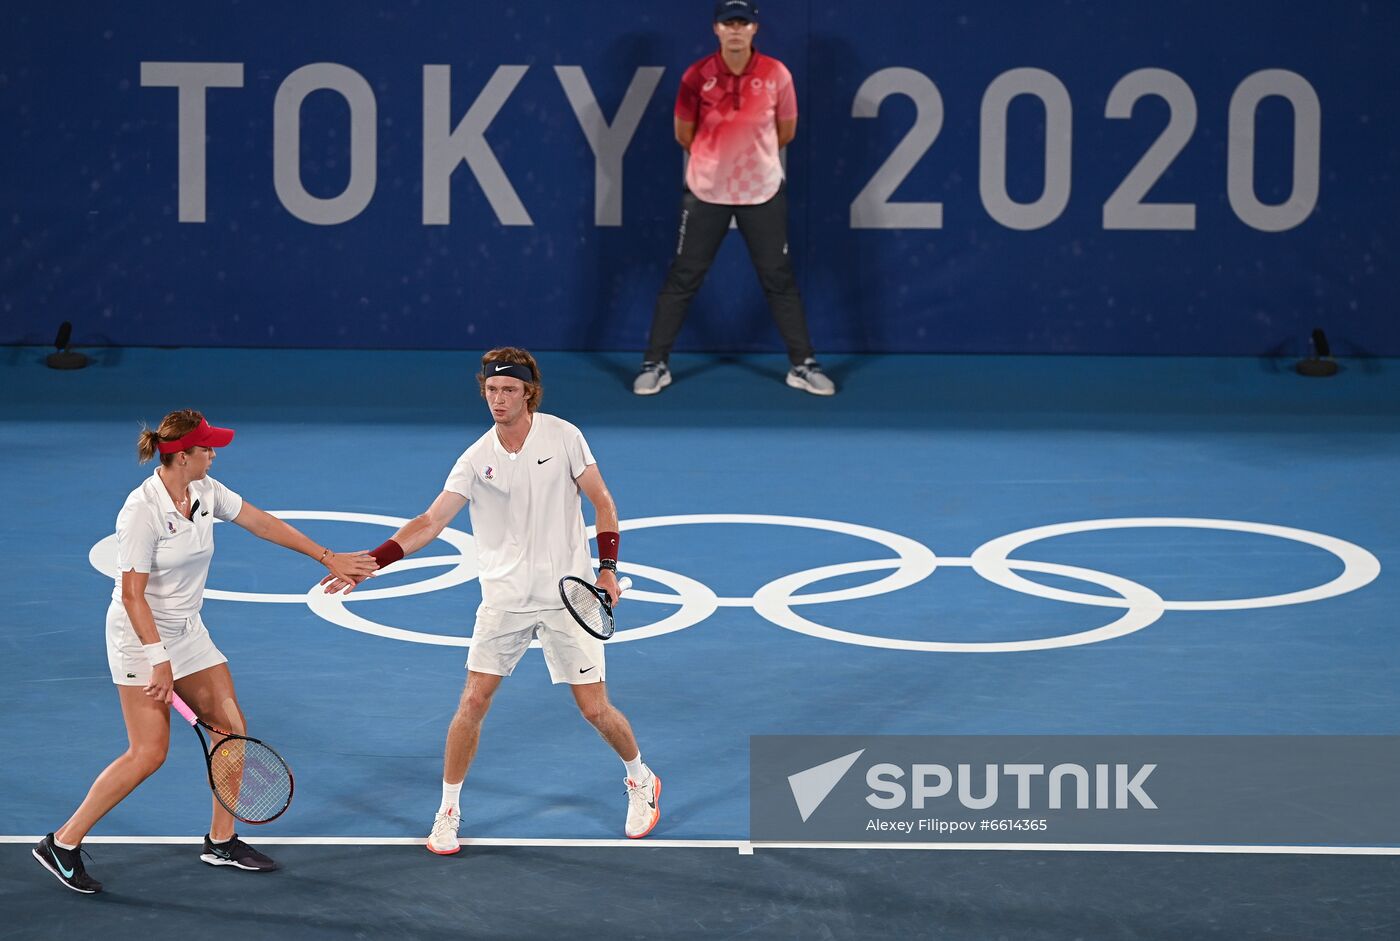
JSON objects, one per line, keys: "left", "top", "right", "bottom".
{"left": 675, "top": 50, "right": 797, "bottom": 206}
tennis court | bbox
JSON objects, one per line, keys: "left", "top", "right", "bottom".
{"left": 2, "top": 348, "right": 1396, "bottom": 938}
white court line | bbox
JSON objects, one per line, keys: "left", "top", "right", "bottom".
{"left": 2, "top": 835, "right": 740, "bottom": 849}
{"left": 751, "top": 842, "right": 1400, "bottom": 856}
{"left": 3, "top": 835, "right": 1398, "bottom": 856}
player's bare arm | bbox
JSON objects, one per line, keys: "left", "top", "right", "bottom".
{"left": 389, "top": 490, "right": 469, "bottom": 555}
{"left": 119, "top": 569, "right": 172, "bottom": 702}
{"left": 235, "top": 502, "right": 378, "bottom": 589}
{"left": 321, "top": 490, "right": 468, "bottom": 594}
{"left": 576, "top": 464, "right": 621, "bottom": 604}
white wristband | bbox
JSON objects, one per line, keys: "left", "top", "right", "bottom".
{"left": 142, "top": 642, "right": 171, "bottom": 667}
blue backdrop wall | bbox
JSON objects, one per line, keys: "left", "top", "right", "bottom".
{"left": 2, "top": 1, "right": 1396, "bottom": 354}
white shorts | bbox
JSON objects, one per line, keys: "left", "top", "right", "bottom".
{"left": 466, "top": 604, "right": 606, "bottom": 685}
{"left": 106, "top": 601, "right": 227, "bottom": 686}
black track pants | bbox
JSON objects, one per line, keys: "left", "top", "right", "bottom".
{"left": 643, "top": 185, "right": 815, "bottom": 365}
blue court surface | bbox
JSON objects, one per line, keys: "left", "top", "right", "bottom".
{"left": 2, "top": 348, "right": 1398, "bottom": 938}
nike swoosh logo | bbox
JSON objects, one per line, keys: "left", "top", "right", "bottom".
{"left": 494, "top": 364, "right": 513, "bottom": 372}
{"left": 579, "top": 666, "right": 595, "bottom": 674}
{"left": 537, "top": 457, "right": 552, "bottom": 464}
{"left": 201, "top": 511, "right": 209, "bottom": 516}
{"left": 50, "top": 847, "right": 74, "bottom": 879}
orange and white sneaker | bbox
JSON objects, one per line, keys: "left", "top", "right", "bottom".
{"left": 624, "top": 766, "right": 661, "bottom": 839}
{"left": 427, "top": 807, "right": 461, "bottom": 855}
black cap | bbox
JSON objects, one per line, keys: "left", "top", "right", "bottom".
{"left": 714, "top": 0, "right": 758, "bottom": 23}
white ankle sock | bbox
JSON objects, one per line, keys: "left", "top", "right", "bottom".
{"left": 53, "top": 836, "right": 77, "bottom": 851}
{"left": 439, "top": 780, "right": 463, "bottom": 815}
{"left": 623, "top": 753, "right": 647, "bottom": 782}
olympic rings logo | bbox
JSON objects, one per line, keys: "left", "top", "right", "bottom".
{"left": 88, "top": 513, "right": 1380, "bottom": 654}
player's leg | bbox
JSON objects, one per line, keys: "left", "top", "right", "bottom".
{"left": 39, "top": 605, "right": 177, "bottom": 892}
{"left": 443, "top": 670, "right": 506, "bottom": 785}
{"left": 734, "top": 185, "right": 835, "bottom": 395}
{"left": 570, "top": 681, "right": 638, "bottom": 758}
{"left": 539, "top": 612, "right": 661, "bottom": 838}
{"left": 637, "top": 190, "right": 735, "bottom": 392}
{"left": 427, "top": 606, "right": 528, "bottom": 855}
{"left": 427, "top": 670, "right": 505, "bottom": 855}
{"left": 175, "top": 663, "right": 245, "bottom": 842}
{"left": 571, "top": 682, "right": 661, "bottom": 839}
{"left": 176, "top": 662, "right": 278, "bottom": 871}
{"left": 55, "top": 687, "right": 170, "bottom": 846}
{"left": 36, "top": 684, "right": 170, "bottom": 893}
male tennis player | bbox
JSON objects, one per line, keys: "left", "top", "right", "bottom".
{"left": 633, "top": 0, "right": 835, "bottom": 397}
{"left": 325, "top": 348, "right": 660, "bottom": 852}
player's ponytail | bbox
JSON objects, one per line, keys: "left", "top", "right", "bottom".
{"left": 136, "top": 426, "right": 161, "bottom": 464}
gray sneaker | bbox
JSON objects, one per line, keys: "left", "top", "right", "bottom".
{"left": 633, "top": 361, "right": 672, "bottom": 395}
{"left": 786, "top": 358, "right": 836, "bottom": 396}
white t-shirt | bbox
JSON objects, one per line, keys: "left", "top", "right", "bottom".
{"left": 444, "top": 412, "right": 597, "bottom": 612}
{"left": 109, "top": 468, "right": 244, "bottom": 620}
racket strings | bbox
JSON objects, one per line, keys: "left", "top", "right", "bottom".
{"left": 209, "top": 737, "right": 292, "bottom": 822}
{"left": 563, "top": 579, "right": 608, "bottom": 633}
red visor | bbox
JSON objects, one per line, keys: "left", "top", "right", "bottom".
{"left": 157, "top": 418, "right": 235, "bottom": 454}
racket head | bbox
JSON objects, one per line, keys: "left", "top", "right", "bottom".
{"left": 206, "top": 734, "right": 295, "bottom": 824}
{"left": 559, "top": 575, "right": 616, "bottom": 640}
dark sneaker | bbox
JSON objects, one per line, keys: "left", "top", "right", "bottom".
{"left": 201, "top": 833, "right": 280, "bottom": 871}
{"left": 786, "top": 358, "right": 836, "bottom": 396}
{"left": 632, "top": 361, "right": 672, "bottom": 395}
{"left": 32, "top": 833, "right": 102, "bottom": 894}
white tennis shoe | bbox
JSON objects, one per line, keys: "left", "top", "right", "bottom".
{"left": 624, "top": 766, "right": 661, "bottom": 839}
{"left": 427, "top": 807, "right": 462, "bottom": 855}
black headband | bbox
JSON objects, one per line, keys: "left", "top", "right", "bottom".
{"left": 483, "top": 361, "right": 536, "bottom": 383}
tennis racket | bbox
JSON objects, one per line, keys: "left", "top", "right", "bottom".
{"left": 559, "top": 575, "right": 632, "bottom": 640}
{"left": 171, "top": 693, "right": 295, "bottom": 825}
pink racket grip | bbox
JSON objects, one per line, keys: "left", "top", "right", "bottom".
{"left": 170, "top": 693, "right": 199, "bottom": 726}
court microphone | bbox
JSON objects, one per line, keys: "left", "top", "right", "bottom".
{"left": 46, "top": 320, "right": 91, "bottom": 370}
{"left": 1295, "top": 327, "right": 1337, "bottom": 378}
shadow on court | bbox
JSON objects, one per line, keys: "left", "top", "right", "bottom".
{"left": 4, "top": 843, "right": 1398, "bottom": 940}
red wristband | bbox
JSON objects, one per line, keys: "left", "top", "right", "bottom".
{"left": 597, "top": 530, "right": 619, "bottom": 563}
{"left": 370, "top": 539, "right": 405, "bottom": 568}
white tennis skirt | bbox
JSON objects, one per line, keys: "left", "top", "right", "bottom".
{"left": 105, "top": 601, "right": 228, "bottom": 686}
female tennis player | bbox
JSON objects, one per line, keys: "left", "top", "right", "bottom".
{"left": 31, "top": 409, "right": 377, "bottom": 894}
